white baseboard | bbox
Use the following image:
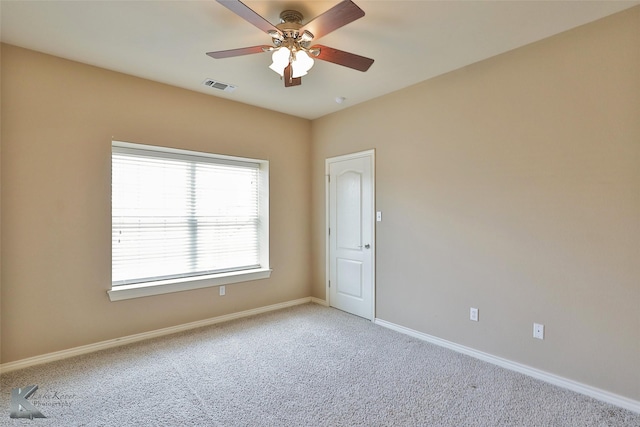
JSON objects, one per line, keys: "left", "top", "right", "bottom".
{"left": 310, "top": 297, "right": 328, "bottom": 306}
{"left": 6, "top": 301, "right": 635, "bottom": 414}
{"left": 374, "top": 318, "right": 640, "bottom": 414}
{"left": 0, "top": 297, "right": 315, "bottom": 374}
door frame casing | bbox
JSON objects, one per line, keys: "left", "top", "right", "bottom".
{"left": 325, "top": 149, "right": 376, "bottom": 320}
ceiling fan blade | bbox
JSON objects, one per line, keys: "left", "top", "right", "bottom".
{"left": 206, "top": 45, "right": 270, "bottom": 59}
{"left": 283, "top": 64, "right": 302, "bottom": 87}
{"left": 301, "top": 0, "right": 365, "bottom": 40}
{"left": 312, "top": 45, "right": 374, "bottom": 72}
{"left": 216, "top": 0, "right": 281, "bottom": 35}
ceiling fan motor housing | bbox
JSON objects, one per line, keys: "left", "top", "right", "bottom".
{"left": 276, "top": 10, "right": 313, "bottom": 44}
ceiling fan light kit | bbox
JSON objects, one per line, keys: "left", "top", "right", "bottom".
{"left": 269, "top": 49, "right": 314, "bottom": 78}
{"left": 207, "top": 0, "right": 374, "bottom": 87}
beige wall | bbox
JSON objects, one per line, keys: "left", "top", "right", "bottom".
{"left": 312, "top": 7, "right": 639, "bottom": 400}
{"left": 1, "top": 44, "right": 312, "bottom": 363}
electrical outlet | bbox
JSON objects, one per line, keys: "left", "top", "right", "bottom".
{"left": 470, "top": 307, "right": 479, "bottom": 322}
{"left": 376, "top": 211, "right": 382, "bottom": 222}
{"left": 219, "top": 286, "right": 226, "bottom": 296}
{"left": 533, "top": 323, "right": 544, "bottom": 339}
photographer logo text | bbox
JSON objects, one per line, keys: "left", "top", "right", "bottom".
{"left": 10, "top": 385, "right": 46, "bottom": 419}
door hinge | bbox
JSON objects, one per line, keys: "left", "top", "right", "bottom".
{"left": 328, "top": 280, "right": 331, "bottom": 288}
{"left": 328, "top": 227, "right": 331, "bottom": 236}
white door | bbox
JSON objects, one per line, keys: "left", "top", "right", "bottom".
{"left": 327, "top": 150, "right": 375, "bottom": 320}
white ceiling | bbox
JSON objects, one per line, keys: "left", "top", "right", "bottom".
{"left": 1, "top": 1, "right": 637, "bottom": 120}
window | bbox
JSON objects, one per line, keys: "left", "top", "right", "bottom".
{"left": 108, "top": 141, "right": 270, "bottom": 301}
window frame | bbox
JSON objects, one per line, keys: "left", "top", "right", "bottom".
{"left": 108, "top": 141, "right": 270, "bottom": 301}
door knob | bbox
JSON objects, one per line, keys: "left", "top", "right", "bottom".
{"left": 364, "top": 244, "right": 370, "bottom": 249}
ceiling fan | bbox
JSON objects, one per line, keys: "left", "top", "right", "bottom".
{"left": 206, "top": 0, "right": 374, "bottom": 87}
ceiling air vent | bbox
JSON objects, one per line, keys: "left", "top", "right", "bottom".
{"left": 202, "top": 79, "right": 237, "bottom": 93}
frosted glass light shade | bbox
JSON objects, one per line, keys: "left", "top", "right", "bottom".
{"left": 269, "top": 48, "right": 290, "bottom": 76}
{"left": 291, "top": 51, "right": 314, "bottom": 78}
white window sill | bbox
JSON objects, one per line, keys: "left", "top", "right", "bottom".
{"left": 107, "top": 268, "right": 272, "bottom": 301}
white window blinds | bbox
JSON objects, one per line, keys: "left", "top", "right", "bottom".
{"left": 112, "top": 143, "right": 264, "bottom": 286}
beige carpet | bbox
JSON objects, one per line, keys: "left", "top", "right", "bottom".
{"left": 1, "top": 303, "right": 639, "bottom": 426}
